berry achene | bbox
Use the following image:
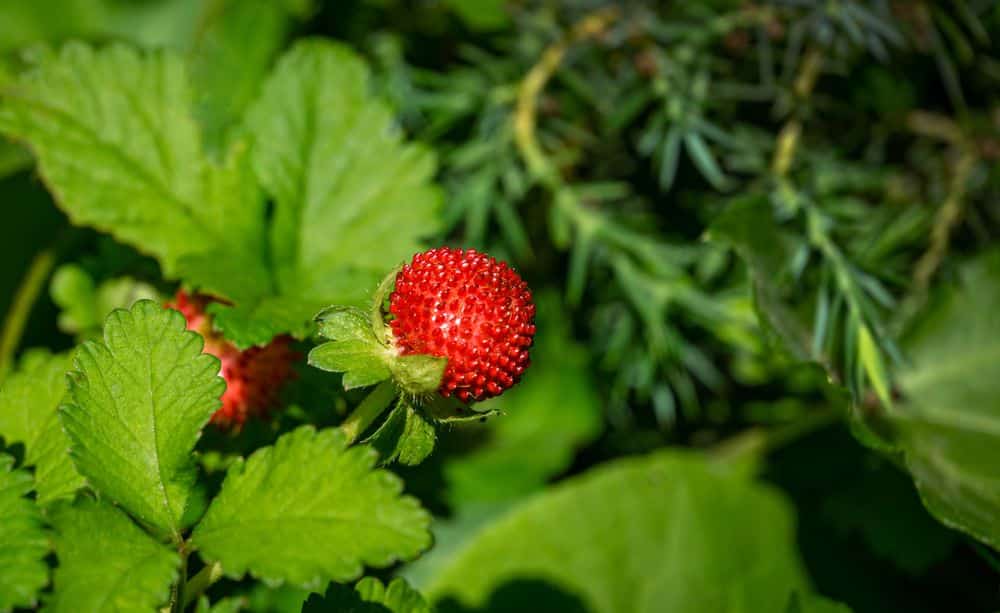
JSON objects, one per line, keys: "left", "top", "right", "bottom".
{"left": 169, "top": 291, "right": 297, "bottom": 428}
{"left": 389, "top": 247, "right": 536, "bottom": 402}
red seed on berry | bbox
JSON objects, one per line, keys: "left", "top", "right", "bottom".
{"left": 168, "top": 291, "right": 297, "bottom": 428}
{"left": 388, "top": 247, "right": 536, "bottom": 402}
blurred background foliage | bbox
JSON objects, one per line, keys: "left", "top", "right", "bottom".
{"left": 2, "top": 0, "right": 1000, "bottom": 611}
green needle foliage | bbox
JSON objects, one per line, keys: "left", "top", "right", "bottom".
{"left": 0, "top": 0, "right": 998, "bottom": 611}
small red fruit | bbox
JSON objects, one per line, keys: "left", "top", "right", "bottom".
{"left": 389, "top": 247, "right": 536, "bottom": 402}
{"left": 168, "top": 291, "right": 297, "bottom": 428}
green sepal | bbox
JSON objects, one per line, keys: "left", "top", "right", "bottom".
{"left": 389, "top": 355, "right": 448, "bottom": 396}
{"left": 370, "top": 264, "right": 402, "bottom": 346}
{"left": 424, "top": 396, "right": 501, "bottom": 424}
{"left": 366, "top": 399, "right": 436, "bottom": 466}
{"left": 310, "top": 302, "right": 449, "bottom": 396}
{"left": 309, "top": 307, "right": 393, "bottom": 390}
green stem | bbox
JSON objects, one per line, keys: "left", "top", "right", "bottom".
{"left": 181, "top": 561, "right": 223, "bottom": 609}
{"left": 168, "top": 548, "right": 190, "bottom": 613}
{"left": 0, "top": 248, "right": 57, "bottom": 380}
{"left": 340, "top": 380, "right": 397, "bottom": 444}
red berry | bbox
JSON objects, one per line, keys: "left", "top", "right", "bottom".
{"left": 389, "top": 247, "right": 536, "bottom": 402}
{"left": 167, "top": 291, "right": 297, "bottom": 428}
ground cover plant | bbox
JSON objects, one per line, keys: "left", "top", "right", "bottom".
{"left": 1, "top": 1, "right": 999, "bottom": 611}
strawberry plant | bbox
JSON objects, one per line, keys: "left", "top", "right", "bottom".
{"left": 1, "top": 1, "right": 999, "bottom": 612}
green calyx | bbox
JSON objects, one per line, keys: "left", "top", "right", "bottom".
{"left": 308, "top": 263, "right": 449, "bottom": 398}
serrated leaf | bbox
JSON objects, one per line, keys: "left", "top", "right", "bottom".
{"left": 0, "top": 351, "right": 84, "bottom": 505}
{"left": 47, "top": 498, "right": 179, "bottom": 613}
{"left": 190, "top": 39, "right": 441, "bottom": 347}
{"left": 427, "top": 451, "right": 812, "bottom": 613}
{"left": 366, "top": 400, "right": 436, "bottom": 466}
{"left": 304, "top": 577, "right": 430, "bottom": 613}
{"left": 894, "top": 252, "right": 1000, "bottom": 549}
{"left": 60, "top": 300, "right": 224, "bottom": 540}
{"left": 191, "top": 426, "right": 431, "bottom": 590}
{"left": 0, "top": 43, "right": 267, "bottom": 278}
{"left": 188, "top": 0, "right": 306, "bottom": 150}
{"left": 0, "top": 454, "right": 48, "bottom": 612}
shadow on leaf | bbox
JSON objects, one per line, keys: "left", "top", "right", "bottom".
{"left": 436, "top": 579, "right": 591, "bottom": 613}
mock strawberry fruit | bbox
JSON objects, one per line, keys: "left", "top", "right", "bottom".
{"left": 389, "top": 247, "right": 536, "bottom": 402}
{"left": 168, "top": 291, "right": 297, "bottom": 428}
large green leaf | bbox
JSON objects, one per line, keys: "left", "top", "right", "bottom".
{"left": 304, "top": 577, "right": 430, "bottom": 613}
{"left": 188, "top": 39, "right": 442, "bottom": 347}
{"left": 0, "top": 351, "right": 84, "bottom": 505}
{"left": 0, "top": 454, "right": 48, "bottom": 612}
{"left": 427, "top": 451, "right": 811, "bottom": 613}
{"left": 894, "top": 252, "right": 1000, "bottom": 548}
{"left": 191, "top": 426, "right": 431, "bottom": 589}
{"left": 0, "top": 43, "right": 266, "bottom": 278}
{"left": 0, "top": 0, "right": 202, "bottom": 55}
{"left": 60, "top": 300, "right": 224, "bottom": 540}
{"left": 47, "top": 498, "right": 180, "bottom": 612}
{"left": 188, "top": 0, "right": 310, "bottom": 150}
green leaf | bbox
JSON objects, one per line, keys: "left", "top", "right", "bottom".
{"left": 60, "top": 300, "right": 224, "bottom": 540}
{"left": 427, "top": 451, "right": 812, "bottom": 613}
{"left": 366, "top": 399, "right": 436, "bottom": 466}
{"left": 442, "top": 0, "right": 508, "bottom": 31}
{"left": 0, "top": 351, "right": 85, "bottom": 505}
{"left": 47, "top": 498, "right": 179, "bottom": 613}
{"left": 440, "top": 293, "right": 603, "bottom": 506}
{"left": 309, "top": 307, "right": 392, "bottom": 390}
{"left": 187, "top": 0, "right": 308, "bottom": 151}
{"left": 684, "top": 130, "right": 730, "bottom": 191}
{"left": 194, "top": 39, "right": 441, "bottom": 347}
{"left": 194, "top": 595, "right": 246, "bottom": 613}
{"left": 0, "top": 43, "right": 267, "bottom": 278}
{"left": 707, "top": 195, "right": 813, "bottom": 361}
{"left": 784, "top": 591, "right": 853, "bottom": 613}
{"left": 821, "top": 457, "right": 956, "bottom": 575}
{"left": 894, "top": 252, "right": 1000, "bottom": 548}
{"left": 0, "top": 454, "right": 48, "bottom": 612}
{"left": 0, "top": 0, "right": 204, "bottom": 56}
{"left": 191, "top": 426, "right": 431, "bottom": 590}
{"left": 304, "top": 577, "right": 430, "bottom": 613}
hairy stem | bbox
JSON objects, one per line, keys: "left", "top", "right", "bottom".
{"left": 912, "top": 148, "right": 977, "bottom": 294}
{"left": 771, "top": 45, "right": 823, "bottom": 177}
{"left": 514, "top": 7, "right": 619, "bottom": 189}
{"left": 340, "top": 380, "right": 397, "bottom": 444}
{"left": 167, "top": 548, "right": 190, "bottom": 613}
{"left": 0, "top": 248, "right": 56, "bottom": 380}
